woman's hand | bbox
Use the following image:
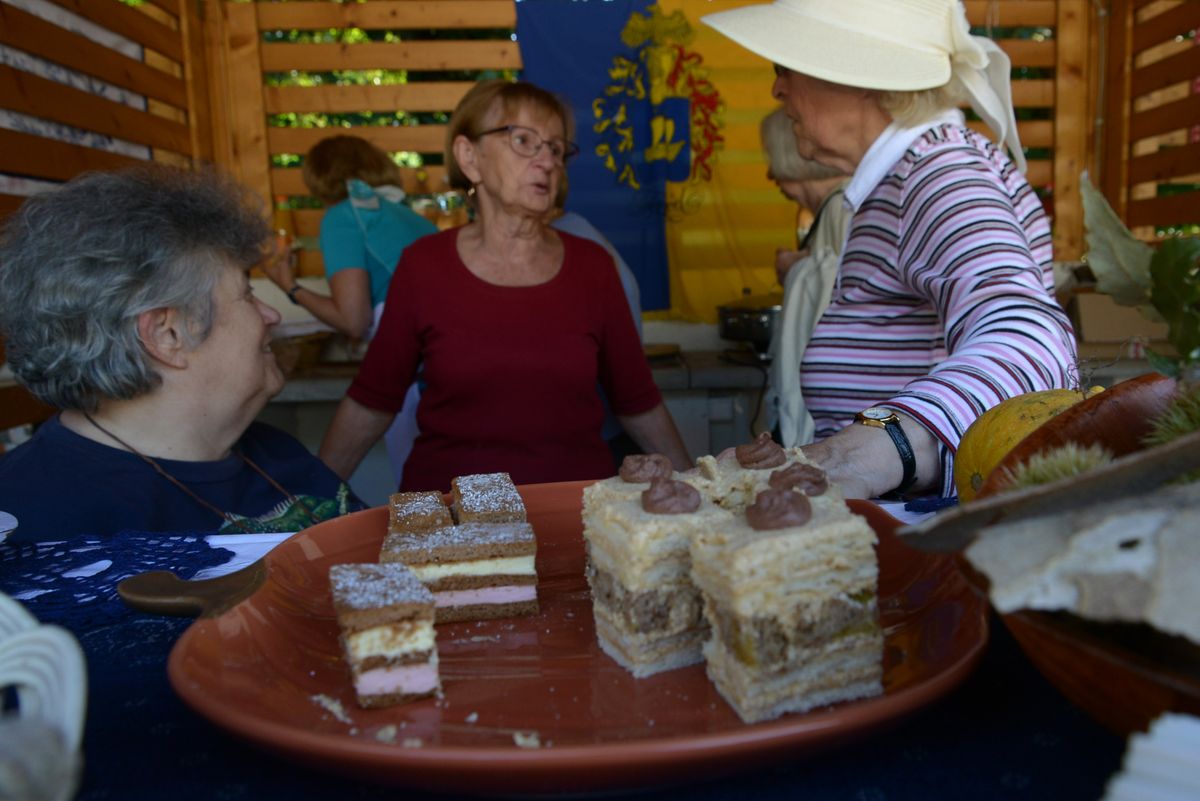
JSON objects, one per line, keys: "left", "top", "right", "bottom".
{"left": 801, "top": 414, "right": 940, "bottom": 499}
{"left": 260, "top": 237, "right": 298, "bottom": 293}
{"left": 775, "top": 247, "right": 809, "bottom": 286}
{"left": 617, "top": 403, "right": 692, "bottom": 472}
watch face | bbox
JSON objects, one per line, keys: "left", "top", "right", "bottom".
{"left": 860, "top": 407, "right": 892, "bottom": 421}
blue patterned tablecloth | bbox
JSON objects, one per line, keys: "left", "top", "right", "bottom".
{"left": 1, "top": 534, "right": 1124, "bottom": 801}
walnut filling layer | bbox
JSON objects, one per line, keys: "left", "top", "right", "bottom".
{"left": 588, "top": 564, "right": 703, "bottom": 634}
{"left": 711, "top": 593, "right": 878, "bottom": 670}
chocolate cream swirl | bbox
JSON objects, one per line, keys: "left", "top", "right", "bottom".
{"left": 619, "top": 453, "right": 673, "bottom": 483}
{"left": 767, "top": 463, "right": 829, "bottom": 496}
{"left": 745, "top": 488, "right": 812, "bottom": 530}
{"left": 735, "top": 431, "right": 787, "bottom": 470}
{"left": 641, "top": 477, "right": 701, "bottom": 515}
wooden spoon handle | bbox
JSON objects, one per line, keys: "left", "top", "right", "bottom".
{"left": 117, "top": 559, "right": 268, "bottom": 618}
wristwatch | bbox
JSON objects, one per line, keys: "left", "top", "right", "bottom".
{"left": 853, "top": 407, "right": 917, "bottom": 495}
{"left": 286, "top": 284, "right": 305, "bottom": 305}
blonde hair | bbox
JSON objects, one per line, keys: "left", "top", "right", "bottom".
{"left": 759, "top": 108, "right": 842, "bottom": 182}
{"left": 445, "top": 79, "right": 574, "bottom": 193}
{"left": 302, "top": 136, "right": 402, "bottom": 206}
{"left": 877, "top": 83, "right": 965, "bottom": 128}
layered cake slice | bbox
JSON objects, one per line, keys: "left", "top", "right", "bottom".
{"left": 583, "top": 476, "right": 734, "bottom": 678}
{"left": 329, "top": 563, "right": 440, "bottom": 709}
{"left": 450, "top": 472, "right": 526, "bottom": 524}
{"left": 690, "top": 488, "right": 883, "bottom": 723}
{"left": 379, "top": 522, "right": 538, "bottom": 623}
{"left": 387, "top": 490, "right": 453, "bottom": 534}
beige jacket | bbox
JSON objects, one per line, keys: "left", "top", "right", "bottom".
{"left": 768, "top": 184, "right": 852, "bottom": 447}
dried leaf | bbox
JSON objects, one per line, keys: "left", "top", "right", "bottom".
{"left": 1081, "top": 173, "right": 1154, "bottom": 309}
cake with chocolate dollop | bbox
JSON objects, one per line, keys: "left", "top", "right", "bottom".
{"left": 694, "top": 433, "right": 845, "bottom": 513}
{"left": 582, "top": 476, "right": 733, "bottom": 678}
{"left": 580, "top": 436, "right": 880, "bottom": 720}
{"left": 582, "top": 453, "right": 686, "bottom": 509}
{"left": 689, "top": 484, "right": 883, "bottom": 723}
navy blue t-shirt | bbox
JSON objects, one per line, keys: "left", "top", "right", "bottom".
{"left": 0, "top": 416, "right": 363, "bottom": 542}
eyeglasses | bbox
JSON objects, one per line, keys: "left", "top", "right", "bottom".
{"left": 478, "top": 125, "right": 580, "bottom": 163}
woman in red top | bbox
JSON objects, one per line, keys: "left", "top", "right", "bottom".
{"left": 319, "top": 80, "right": 691, "bottom": 492}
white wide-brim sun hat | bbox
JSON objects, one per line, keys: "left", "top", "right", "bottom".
{"left": 701, "top": 0, "right": 959, "bottom": 91}
{"left": 702, "top": 0, "right": 1028, "bottom": 172}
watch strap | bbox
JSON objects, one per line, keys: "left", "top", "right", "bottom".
{"left": 286, "top": 284, "right": 304, "bottom": 305}
{"left": 855, "top": 410, "right": 917, "bottom": 495}
{"left": 883, "top": 418, "right": 917, "bottom": 494}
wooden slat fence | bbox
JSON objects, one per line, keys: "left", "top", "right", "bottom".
{"left": 0, "top": 0, "right": 1193, "bottom": 289}
{"left": 0, "top": 0, "right": 209, "bottom": 426}
{"left": 1101, "top": 0, "right": 1200, "bottom": 239}
{"left": 206, "top": 0, "right": 518, "bottom": 277}
{"left": 961, "top": 0, "right": 1091, "bottom": 259}
{"left": 213, "top": 0, "right": 1089, "bottom": 276}
{"left": 0, "top": 0, "right": 210, "bottom": 218}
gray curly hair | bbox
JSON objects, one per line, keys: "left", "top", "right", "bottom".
{"left": 0, "top": 165, "right": 271, "bottom": 412}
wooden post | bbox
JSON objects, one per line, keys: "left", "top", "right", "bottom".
{"left": 215, "top": 0, "right": 271, "bottom": 205}
{"left": 1053, "top": 0, "right": 1090, "bottom": 260}
{"left": 181, "top": 0, "right": 215, "bottom": 165}
{"left": 1100, "top": 0, "right": 1133, "bottom": 220}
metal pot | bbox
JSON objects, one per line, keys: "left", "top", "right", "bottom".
{"left": 717, "top": 292, "right": 783, "bottom": 356}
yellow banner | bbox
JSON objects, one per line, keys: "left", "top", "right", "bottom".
{"left": 653, "top": 0, "right": 793, "bottom": 323}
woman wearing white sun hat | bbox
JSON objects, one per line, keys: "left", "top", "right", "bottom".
{"left": 703, "top": 0, "right": 1077, "bottom": 501}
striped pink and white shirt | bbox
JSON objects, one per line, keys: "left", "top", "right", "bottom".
{"left": 802, "top": 113, "right": 1077, "bottom": 496}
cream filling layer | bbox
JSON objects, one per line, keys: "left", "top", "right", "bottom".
{"left": 346, "top": 621, "right": 434, "bottom": 661}
{"left": 355, "top": 660, "right": 439, "bottom": 696}
{"left": 409, "top": 555, "right": 535, "bottom": 581}
{"left": 434, "top": 585, "right": 537, "bottom": 608}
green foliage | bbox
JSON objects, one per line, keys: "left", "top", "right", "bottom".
{"left": 258, "top": 20, "right": 514, "bottom": 213}
{"left": 1148, "top": 237, "right": 1200, "bottom": 366}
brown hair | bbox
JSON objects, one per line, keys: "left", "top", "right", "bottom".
{"left": 444, "top": 79, "right": 574, "bottom": 193}
{"left": 301, "top": 135, "right": 403, "bottom": 206}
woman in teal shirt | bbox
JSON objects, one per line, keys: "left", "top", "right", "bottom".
{"left": 263, "top": 135, "right": 437, "bottom": 339}
{"left": 262, "top": 136, "right": 437, "bottom": 485}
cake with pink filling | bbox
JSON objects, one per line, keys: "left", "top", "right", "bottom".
{"left": 379, "top": 521, "right": 538, "bottom": 623}
{"left": 387, "top": 490, "right": 453, "bottom": 534}
{"left": 329, "top": 563, "right": 440, "bottom": 709}
{"left": 450, "top": 472, "right": 526, "bottom": 524}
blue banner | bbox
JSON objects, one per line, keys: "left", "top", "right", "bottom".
{"left": 517, "top": 0, "right": 671, "bottom": 311}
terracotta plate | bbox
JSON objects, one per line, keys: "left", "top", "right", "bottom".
{"left": 169, "top": 481, "right": 988, "bottom": 796}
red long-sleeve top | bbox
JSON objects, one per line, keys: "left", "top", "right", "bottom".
{"left": 348, "top": 228, "right": 661, "bottom": 492}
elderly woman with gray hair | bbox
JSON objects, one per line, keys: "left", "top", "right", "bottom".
{"left": 760, "top": 106, "right": 850, "bottom": 449}
{"left": 705, "top": 0, "right": 1077, "bottom": 500}
{"left": 0, "top": 166, "right": 361, "bottom": 542}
